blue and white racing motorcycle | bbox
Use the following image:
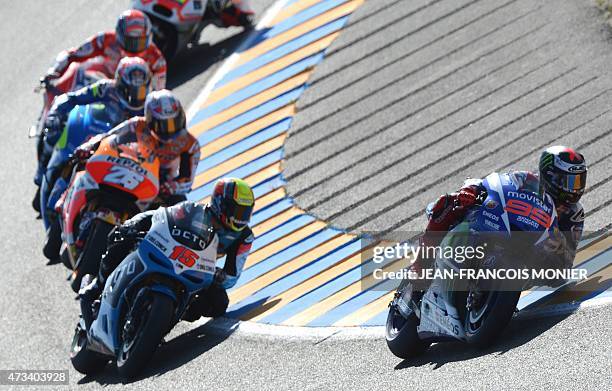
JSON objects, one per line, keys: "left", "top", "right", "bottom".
{"left": 386, "top": 172, "right": 560, "bottom": 359}
{"left": 70, "top": 205, "right": 218, "bottom": 378}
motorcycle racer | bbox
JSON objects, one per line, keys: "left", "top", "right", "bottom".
{"left": 73, "top": 89, "right": 200, "bottom": 205}
{"left": 80, "top": 178, "right": 255, "bottom": 320}
{"left": 42, "top": 9, "right": 166, "bottom": 92}
{"left": 412, "top": 146, "right": 587, "bottom": 284}
{"left": 33, "top": 57, "right": 152, "bottom": 193}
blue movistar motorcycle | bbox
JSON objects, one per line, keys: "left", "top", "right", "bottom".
{"left": 386, "top": 172, "right": 561, "bottom": 359}
{"left": 70, "top": 205, "right": 218, "bottom": 378}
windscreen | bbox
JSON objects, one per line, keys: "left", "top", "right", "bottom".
{"left": 166, "top": 203, "right": 214, "bottom": 251}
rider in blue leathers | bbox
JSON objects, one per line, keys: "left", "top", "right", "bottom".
{"left": 33, "top": 57, "right": 152, "bottom": 204}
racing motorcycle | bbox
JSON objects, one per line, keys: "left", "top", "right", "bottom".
{"left": 39, "top": 103, "right": 120, "bottom": 230}
{"left": 31, "top": 59, "right": 112, "bottom": 213}
{"left": 70, "top": 204, "right": 218, "bottom": 378}
{"left": 131, "top": 0, "right": 254, "bottom": 59}
{"left": 385, "top": 172, "right": 559, "bottom": 359}
{"left": 53, "top": 136, "right": 160, "bottom": 292}
{"left": 31, "top": 58, "right": 111, "bottom": 161}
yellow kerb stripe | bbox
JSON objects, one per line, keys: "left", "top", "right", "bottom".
{"left": 332, "top": 291, "right": 395, "bottom": 327}
{"left": 193, "top": 133, "right": 287, "bottom": 189}
{"left": 234, "top": 0, "right": 364, "bottom": 68}
{"left": 197, "top": 162, "right": 282, "bottom": 206}
{"left": 253, "top": 187, "right": 286, "bottom": 213}
{"left": 543, "top": 264, "right": 611, "bottom": 305}
{"left": 204, "top": 32, "right": 340, "bottom": 107}
{"left": 200, "top": 104, "right": 296, "bottom": 159}
{"left": 230, "top": 234, "right": 353, "bottom": 304}
{"left": 191, "top": 70, "right": 312, "bottom": 136}
{"left": 245, "top": 220, "right": 328, "bottom": 269}
{"left": 267, "top": 0, "right": 326, "bottom": 26}
{"left": 281, "top": 255, "right": 408, "bottom": 326}
{"left": 242, "top": 242, "right": 380, "bottom": 322}
{"left": 252, "top": 207, "right": 303, "bottom": 237}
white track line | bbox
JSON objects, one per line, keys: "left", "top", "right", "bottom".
{"left": 186, "top": 0, "right": 293, "bottom": 121}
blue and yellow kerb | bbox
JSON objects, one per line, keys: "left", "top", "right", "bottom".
{"left": 186, "top": 0, "right": 612, "bottom": 326}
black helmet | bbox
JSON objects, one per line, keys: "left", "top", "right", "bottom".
{"left": 539, "top": 146, "right": 587, "bottom": 206}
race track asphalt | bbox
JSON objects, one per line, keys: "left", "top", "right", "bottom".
{"left": 0, "top": 0, "right": 610, "bottom": 389}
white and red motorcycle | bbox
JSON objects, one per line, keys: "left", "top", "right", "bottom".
{"left": 131, "top": 0, "right": 255, "bottom": 59}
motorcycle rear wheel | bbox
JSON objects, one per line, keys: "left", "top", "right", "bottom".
{"left": 116, "top": 293, "right": 174, "bottom": 379}
{"left": 463, "top": 289, "right": 520, "bottom": 348}
{"left": 385, "top": 304, "right": 430, "bottom": 359}
{"left": 70, "top": 220, "right": 114, "bottom": 293}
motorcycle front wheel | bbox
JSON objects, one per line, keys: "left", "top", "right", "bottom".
{"left": 385, "top": 304, "right": 430, "bottom": 359}
{"left": 116, "top": 292, "right": 174, "bottom": 379}
{"left": 70, "top": 320, "right": 107, "bottom": 375}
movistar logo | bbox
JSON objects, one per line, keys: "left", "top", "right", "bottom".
{"left": 507, "top": 191, "right": 551, "bottom": 212}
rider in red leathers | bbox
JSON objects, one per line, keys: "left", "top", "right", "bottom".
{"left": 42, "top": 9, "right": 167, "bottom": 93}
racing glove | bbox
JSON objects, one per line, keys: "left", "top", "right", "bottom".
{"left": 74, "top": 145, "right": 94, "bottom": 162}
{"left": 213, "top": 267, "right": 227, "bottom": 286}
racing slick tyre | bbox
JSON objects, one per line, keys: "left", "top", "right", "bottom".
{"left": 463, "top": 290, "right": 520, "bottom": 348}
{"left": 70, "top": 319, "right": 107, "bottom": 375}
{"left": 116, "top": 292, "right": 174, "bottom": 379}
{"left": 385, "top": 305, "right": 431, "bottom": 359}
{"left": 42, "top": 217, "right": 62, "bottom": 262}
{"left": 70, "top": 220, "right": 114, "bottom": 293}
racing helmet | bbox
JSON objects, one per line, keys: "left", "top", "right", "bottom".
{"left": 210, "top": 178, "right": 254, "bottom": 231}
{"left": 115, "top": 57, "right": 151, "bottom": 111}
{"left": 144, "top": 89, "right": 186, "bottom": 142}
{"left": 116, "top": 9, "right": 152, "bottom": 53}
{"left": 539, "top": 146, "right": 587, "bottom": 206}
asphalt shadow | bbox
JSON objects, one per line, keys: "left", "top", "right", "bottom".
{"left": 77, "top": 317, "right": 239, "bottom": 385}
{"left": 166, "top": 29, "right": 251, "bottom": 90}
{"left": 393, "top": 312, "right": 573, "bottom": 371}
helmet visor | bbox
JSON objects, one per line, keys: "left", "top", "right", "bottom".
{"left": 122, "top": 35, "right": 148, "bottom": 53}
{"left": 551, "top": 171, "right": 587, "bottom": 204}
{"left": 150, "top": 117, "right": 185, "bottom": 141}
{"left": 118, "top": 83, "right": 148, "bottom": 110}
{"left": 226, "top": 202, "right": 253, "bottom": 231}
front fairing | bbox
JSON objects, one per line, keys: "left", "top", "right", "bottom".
{"left": 89, "top": 208, "right": 216, "bottom": 355}
{"left": 85, "top": 136, "right": 160, "bottom": 207}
